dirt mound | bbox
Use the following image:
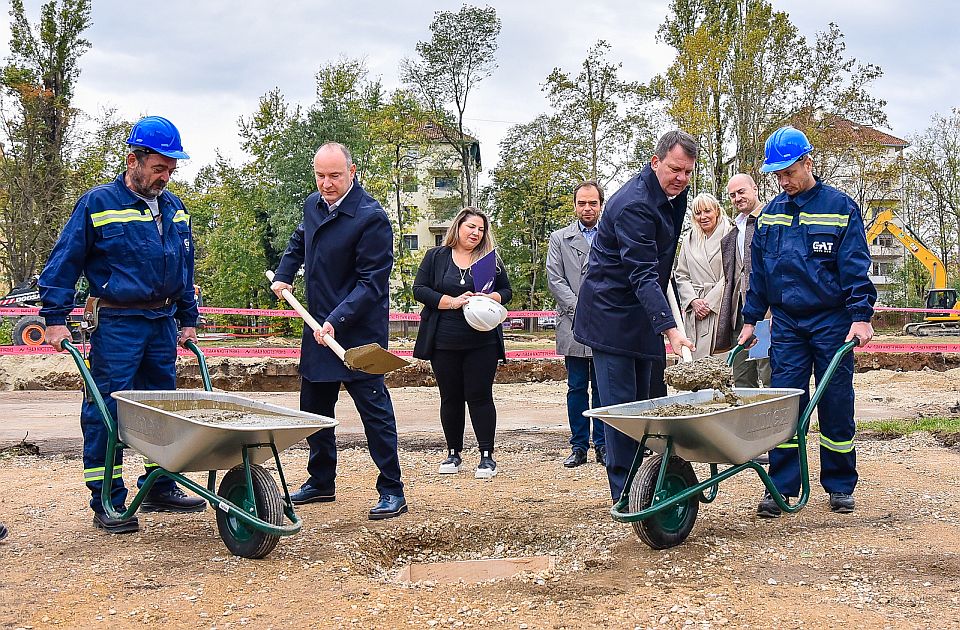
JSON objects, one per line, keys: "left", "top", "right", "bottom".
{"left": 0, "top": 355, "right": 568, "bottom": 391}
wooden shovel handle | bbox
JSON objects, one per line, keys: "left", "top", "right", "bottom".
{"left": 266, "top": 271, "right": 347, "bottom": 361}
{"left": 666, "top": 280, "right": 694, "bottom": 363}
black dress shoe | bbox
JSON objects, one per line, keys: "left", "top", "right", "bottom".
{"left": 563, "top": 448, "right": 588, "bottom": 468}
{"left": 93, "top": 510, "right": 140, "bottom": 534}
{"left": 829, "top": 492, "right": 855, "bottom": 513}
{"left": 141, "top": 486, "right": 207, "bottom": 513}
{"left": 290, "top": 485, "right": 336, "bottom": 505}
{"left": 595, "top": 445, "right": 607, "bottom": 465}
{"left": 369, "top": 494, "right": 407, "bottom": 520}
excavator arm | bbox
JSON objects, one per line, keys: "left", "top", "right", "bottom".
{"left": 865, "top": 209, "right": 947, "bottom": 289}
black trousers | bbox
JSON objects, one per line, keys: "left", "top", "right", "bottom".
{"left": 430, "top": 344, "right": 499, "bottom": 452}
{"left": 299, "top": 377, "right": 404, "bottom": 497}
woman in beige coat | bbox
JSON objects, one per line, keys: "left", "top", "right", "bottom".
{"left": 675, "top": 193, "right": 733, "bottom": 359}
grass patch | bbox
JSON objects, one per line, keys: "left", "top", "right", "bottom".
{"left": 858, "top": 417, "right": 960, "bottom": 447}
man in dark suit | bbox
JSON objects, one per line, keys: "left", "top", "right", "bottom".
{"left": 573, "top": 130, "right": 697, "bottom": 501}
{"left": 270, "top": 142, "right": 406, "bottom": 520}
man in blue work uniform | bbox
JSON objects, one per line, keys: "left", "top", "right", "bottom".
{"left": 738, "top": 126, "right": 876, "bottom": 517}
{"left": 270, "top": 142, "right": 407, "bottom": 520}
{"left": 574, "top": 131, "right": 697, "bottom": 501}
{"left": 40, "top": 116, "right": 206, "bottom": 534}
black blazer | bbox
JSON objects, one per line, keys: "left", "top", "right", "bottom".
{"left": 412, "top": 246, "right": 513, "bottom": 360}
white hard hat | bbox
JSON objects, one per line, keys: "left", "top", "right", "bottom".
{"left": 463, "top": 295, "right": 508, "bottom": 332}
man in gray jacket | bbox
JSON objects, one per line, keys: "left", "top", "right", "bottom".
{"left": 719, "top": 173, "right": 771, "bottom": 388}
{"left": 547, "top": 181, "right": 605, "bottom": 467}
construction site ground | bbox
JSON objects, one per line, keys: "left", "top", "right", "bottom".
{"left": 1, "top": 332, "right": 959, "bottom": 629}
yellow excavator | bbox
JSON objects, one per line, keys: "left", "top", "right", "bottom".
{"left": 865, "top": 209, "right": 960, "bottom": 335}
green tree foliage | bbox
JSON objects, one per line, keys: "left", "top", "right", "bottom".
{"left": 656, "top": 1, "right": 886, "bottom": 197}
{"left": 0, "top": 0, "right": 91, "bottom": 284}
{"left": 69, "top": 108, "right": 131, "bottom": 195}
{"left": 401, "top": 4, "right": 500, "bottom": 206}
{"left": 175, "top": 159, "right": 270, "bottom": 308}
{"left": 907, "top": 109, "right": 960, "bottom": 274}
{"left": 365, "top": 89, "right": 430, "bottom": 311}
{"left": 238, "top": 59, "right": 385, "bottom": 267}
{"left": 544, "top": 40, "right": 656, "bottom": 188}
{"left": 488, "top": 115, "right": 587, "bottom": 308}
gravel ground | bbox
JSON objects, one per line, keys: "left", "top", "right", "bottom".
{"left": 1, "top": 429, "right": 958, "bottom": 629}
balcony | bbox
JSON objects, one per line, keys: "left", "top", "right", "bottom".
{"left": 869, "top": 245, "right": 902, "bottom": 258}
{"left": 869, "top": 275, "right": 895, "bottom": 287}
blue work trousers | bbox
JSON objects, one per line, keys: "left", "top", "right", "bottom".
{"left": 768, "top": 308, "right": 858, "bottom": 496}
{"left": 593, "top": 350, "right": 665, "bottom": 501}
{"left": 564, "top": 356, "right": 604, "bottom": 451}
{"left": 81, "top": 314, "right": 179, "bottom": 513}
{"left": 300, "top": 377, "right": 404, "bottom": 498}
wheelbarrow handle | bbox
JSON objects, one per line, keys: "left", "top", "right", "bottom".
{"left": 726, "top": 334, "right": 757, "bottom": 367}
{"left": 183, "top": 340, "right": 213, "bottom": 392}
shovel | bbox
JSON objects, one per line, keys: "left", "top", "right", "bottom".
{"left": 665, "top": 280, "right": 694, "bottom": 363}
{"left": 266, "top": 271, "right": 410, "bottom": 375}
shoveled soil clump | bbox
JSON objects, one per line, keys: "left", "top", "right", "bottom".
{"left": 663, "top": 356, "right": 738, "bottom": 403}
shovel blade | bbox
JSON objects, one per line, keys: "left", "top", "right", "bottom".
{"left": 343, "top": 344, "right": 410, "bottom": 375}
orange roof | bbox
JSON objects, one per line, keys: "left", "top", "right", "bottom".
{"left": 803, "top": 113, "right": 909, "bottom": 148}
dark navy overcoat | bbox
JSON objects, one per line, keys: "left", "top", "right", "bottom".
{"left": 274, "top": 180, "right": 393, "bottom": 382}
{"left": 573, "top": 164, "right": 688, "bottom": 360}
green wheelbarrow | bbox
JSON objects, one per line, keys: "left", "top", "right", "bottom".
{"left": 583, "top": 338, "right": 859, "bottom": 549}
{"left": 62, "top": 340, "right": 337, "bottom": 559}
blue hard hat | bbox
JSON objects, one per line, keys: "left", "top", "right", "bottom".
{"left": 760, "top": 126, "right": 812, "bottom": 173}
{"left": 126, "top": 116, "right": 190, "bottom": 159}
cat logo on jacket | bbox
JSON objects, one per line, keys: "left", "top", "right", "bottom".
{"left": 811, "top": 240, "right": 833, "bottom": 256}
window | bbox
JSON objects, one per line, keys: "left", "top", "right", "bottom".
{"left": 435, "top": 234, "right": 443, "bottom": 247}
{"left": 402, "top": 234, "right": 419, "bottom": 251}
{"left": 435, "top": 175, "right": 458, "bottom": 190}
{"left": 402, "top": 177, "right": 418, "bottom": 193}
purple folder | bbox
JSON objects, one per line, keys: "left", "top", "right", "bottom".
{"left": 471, "top": 249, "right": 497, "bottom": 294}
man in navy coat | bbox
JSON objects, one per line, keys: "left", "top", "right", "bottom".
{"left": 271, "top": 142, "right": 406, "bottom": 520}
{"left": 573, "top": 130, "right": 698, "bottom": 501}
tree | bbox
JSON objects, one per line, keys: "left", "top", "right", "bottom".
{"left": 656, "top": 1, "right": 886, "bottom": 198}
{"left": 176, "top": 159, "right": 271, "bottom": 308}
{"left": 908, "top": 109, "right": 960, "bottom": 277}
{"left": 0, "top": 0, "right": 91, "bottom": 284}
{"left": 488, "top": 115, "right": 587, "bottom": 307}
{"left": 365, "top": 89, "right": 430, "bottom": 311}
{"left": 401, "top": 4, "right": 500, "bottom": 206}
{"left": 238, "top": 59, "right": 385, "bottom": 267}
{"left": 544, "top": 40, "right": 655, "bottom": 189}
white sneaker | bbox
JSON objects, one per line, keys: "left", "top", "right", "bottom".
{"left": 438, "top": 450, "right": 462, "bottom": 474}
{"left": 475, "top": 451, "right": 498, "bottom": 479}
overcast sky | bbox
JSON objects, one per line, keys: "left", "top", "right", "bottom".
{"left": 2, "top": 0, "right": 957, "bottom": 184}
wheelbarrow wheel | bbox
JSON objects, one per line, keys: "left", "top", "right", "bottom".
{"left": 628, "top": 454, "right": 699, "bottom": 549}
{"left": 216, "top": 464, "right": 284, "bottom": 559}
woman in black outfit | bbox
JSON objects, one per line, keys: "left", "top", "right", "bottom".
{"left": 413, "top": 207, "right": 512, "bottom": 479}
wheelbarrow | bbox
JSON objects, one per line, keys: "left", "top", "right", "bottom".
{"left": 62, "top": 340, "right": 337, "bottom": 559}
{"left": 583, "top": 338, "right": 859, "bottom": 549}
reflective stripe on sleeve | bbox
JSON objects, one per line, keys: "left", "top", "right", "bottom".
{"left": 172, "top": 210, "right": 190, "bottom": 224}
